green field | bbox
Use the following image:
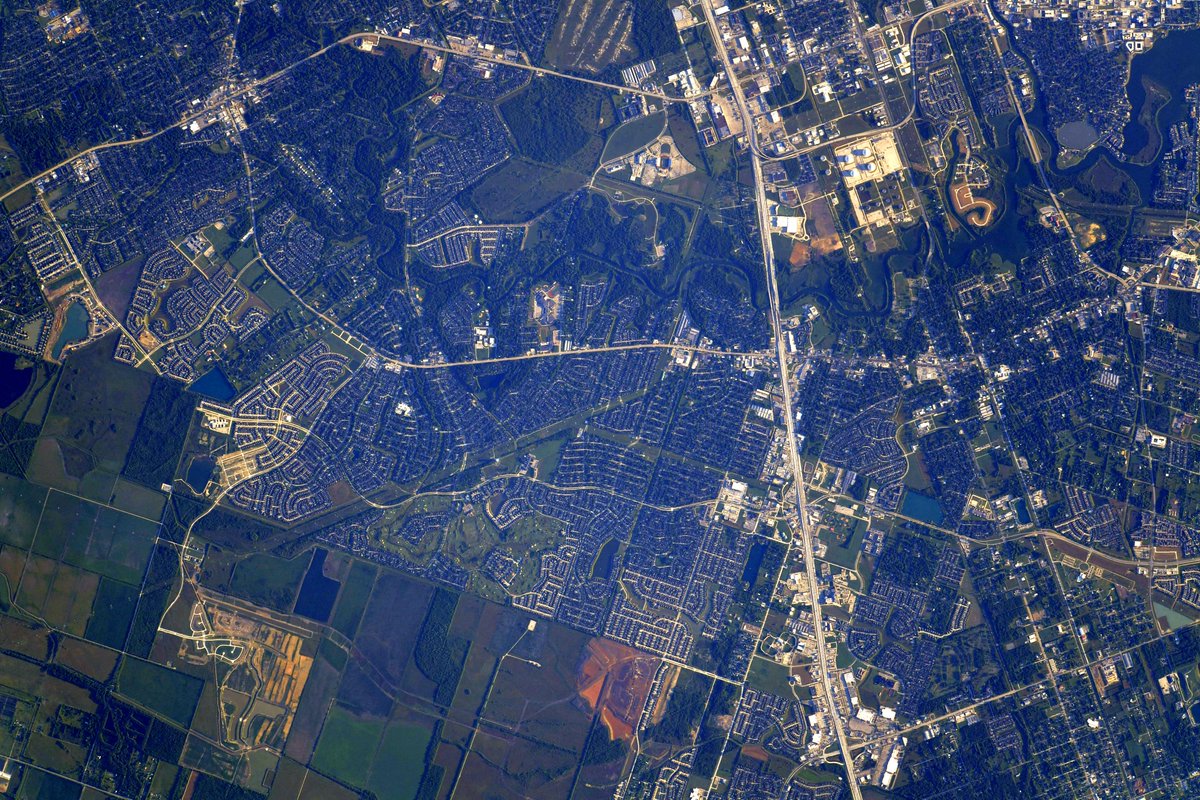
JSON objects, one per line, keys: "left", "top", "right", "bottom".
{"left": 228, "top": 243, "right": 257, "bottom": 270}
{"left": 368, "top": 721, "right": 434, "bottom": 800}
{"left": 470, "top": 158, "right": 587, "bottom": 222}
{"left": 330, "top": 560, "right": 377, "bottom": 638}
{"left": 0, "top": 473, "right": 46, "bottom": 548}
{"left": 312, "top": 704, "right": 386, "bottom": 788}
{"left": 45, "top": 563, "right": 98, "bottom": 635}
{"left": 116, "top": 656, "right": 204, "bottom": 727}
{"left": 111, "top": 478, "right": 167, "bottom": 519}
{"left": 820, "top": 519, "right": 866, "bottom": 570}
{"left": 11, "top": 766, "right": 79, "bottom": 800}
{"left": 228, "top": 551, "right": 310, "bottom": 612}
{"left": 746, "top": 657, "right": 794, "bottom": 698}
{"left": 84, "top": 577, "right": 140, "bottom": 649}
{"left": 1155, "top": 601, "right": 1193, "bottom": 632}
{"left": 600, "top": 110, "right": 666, "bottom": 163}
{"left": 62, "top": 505, "right": 158, "bottom": 584}
{"left": 15, "top": 556, "right": 98, "bottom": 636}
{"left": 253, "top": 275, "right": 294, "bottom": 311}
{"left": 31, "top": 490, "right": 93, "bottom": 559}
{"left": 31, "top": 335, "right": 153, "bottom": 495}
{"left": 27, "top": 489, "right": 158, "bottom": 586}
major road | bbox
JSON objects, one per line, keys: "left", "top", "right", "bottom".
{"left": 698, "top": 2, "right": 865, "bottom": 797}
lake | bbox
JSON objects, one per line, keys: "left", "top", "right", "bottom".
{"left": 0, "top": 352, "right": 33, "bottom": 408}
{"left": 185, "top": 456, "right": 215, "bottom": 493}
{"left": 1056, "top": 120, "right": 1100, "bottom": 150}
{"left": 187, "top": 366, "right": 237, "bottom": 401}
{"left": 294, "top": 548, "right": 341, "bottom": 623}
{"left": 901, "top": 491, "right": 945, "bottom": 526}
{"left": 591, "top": 538, "right": 619, "bottom": 580}
{"left": 741, "top": 541, "right": 766, "bottom": 585}
{"left": 1123, "top": 28, "right": 1200, "bottom": 159}
{"left": 1014, "top": 496, "right": 1032, "bottom": 526}
{"left": 50, "top": 301, "right": 89, "bottom": 361}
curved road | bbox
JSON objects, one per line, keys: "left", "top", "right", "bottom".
{"left": 752, "top": 0, "right": 973, "bottom": 163}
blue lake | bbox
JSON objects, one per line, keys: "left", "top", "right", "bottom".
{"left": 1123, "top": 28, "right": 1200, "bottom": 159}
{"left": 591, "top": 538, "right": 618, "bottom": 580}
{"left": 1014, "top": 497, "right": 1032, "bottom": 526}
{"left": 901, "top": 491, "right": 945, "bottom": 526}
{"left": 185, "top": 456, "right": 215, "bottom": 493}
{"left": 187, "top": 366, "right": 237, "bottom": 401}
{"left": 50, "top": 301, "right": 89, "bottom": 361}
{"left": 294, "top": 548, "right": 341, "bottom": 623}
{"left": 741, "top": 541, "right": 766, "bottom": 585}
{"left": 0, "top": 352, "right": 33, "bottom": 408}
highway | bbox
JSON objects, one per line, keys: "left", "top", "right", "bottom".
{"left": 34, "top": 194, "right": 162, "bottom": 372}
{"left": 0, "top": 29, "right": 710, "bottom": 208}
{"left": 369, "top": 33, "right": 711, "bottom": 104}
{"left": 698, "top": 2, "right": 865, "bottom": 797}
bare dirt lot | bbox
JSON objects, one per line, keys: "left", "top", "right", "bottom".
{"left": 544, "top": 0, "right": 634, "bottom": 74}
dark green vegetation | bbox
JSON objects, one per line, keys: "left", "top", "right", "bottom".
{"left": 646, "top": 669, "right": 711, "bottom": 744}
{"left": 330, "top": 560, "right": 377, "bottom": 637}
{"left": 691, "top": 679, "right": 739, "bottom": 775}
{"left": 0, "top": 357, "right": 47, "bottom": 478}
{"left": 123, "top": 378, "right": 194, "bottom": 487}
{"left": 192, "top": 507, "right": 278, "bottom": 549}
{"left": 227, "top": 551, "right": 311, "bottom": 612}
{"left": 499, "top": 76, "right": 608, "bottom": 166}
{"left": 125, "top": 544, "right": 181, "bottom": 658}
{"left": 116, "top": 656, "right": 204, "bottom": 727}
{"left": 413, "top": 588, "right": 468, "bottom": 706}
{"left": 0, "top": 408, "right": 41, "bottom": 479}
{"left": 630, "top": 0, "right": 681, "bottom": 60}
{"left": 190, "top": 773, "right": 266, "bottom": 800}
{"left": 581, "top": 723, "right": 625, "bottom": 766}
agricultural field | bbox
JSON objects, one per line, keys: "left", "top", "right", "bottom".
{"left": 543, "top": 0, "right": 636, "bottom": 74}
{"left": 28, "top": 337, "right": 153, "bottom": 501}
{"left": 601, "top": 109, "right": 668, "bottom": 164}
{"left": 226, "top": 551, "right": 312, "bottom": 613}
{"left": 367, "top": 719, "right": 436, "bottom": 800}
{"left": 311, "top": 703, "right": 385, "bottom": 788}
{"left": 116, "top": 657, "right": 204, "bottom": 727}
{"left": 8, "top": 0, "right": 1199, "bottom": 795}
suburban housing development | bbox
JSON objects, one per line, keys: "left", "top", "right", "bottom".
{"left": 2, "top": 0, "right": 1200, "bottom": 798}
